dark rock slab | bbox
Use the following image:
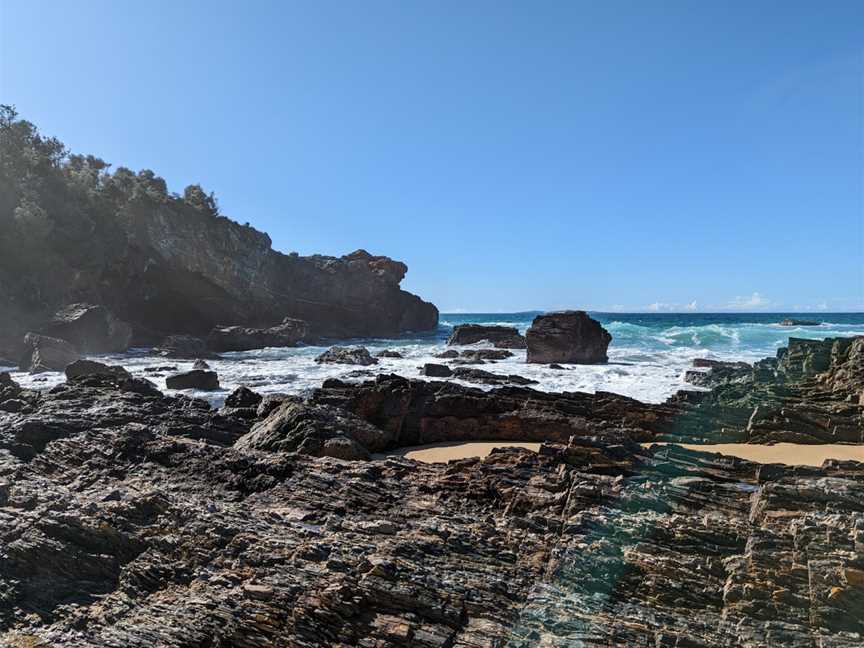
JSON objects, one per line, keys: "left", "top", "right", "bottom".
{"left": 452, "top": 367, "right": 538, "bottom": 386}
{"left": 165, "top": 369, "right": 220, "bottom": 391}
{"left": 153, "top": 335, "right": 215, "bottom": 359}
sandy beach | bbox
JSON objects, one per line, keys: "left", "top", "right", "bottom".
{"left": 379, "top": 441, "right": 864, "bottom": 466}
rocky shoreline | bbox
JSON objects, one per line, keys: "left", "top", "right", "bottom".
{"left": 1, "top": 334, "right": 863, "bottom": 646}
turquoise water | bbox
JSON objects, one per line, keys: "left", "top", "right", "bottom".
{"left": 8, "top": 312, "right": 864, "bottom": 404}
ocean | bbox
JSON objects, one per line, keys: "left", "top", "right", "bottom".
{"left": 7, "top": 312, "right": 864, "bottom": 405}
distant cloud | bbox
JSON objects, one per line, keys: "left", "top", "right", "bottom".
{"left": 727, "top": 292, "right": 773, "bottom": 310}
{"left": 645, "top": 300, "right": 699, "bottom": 313}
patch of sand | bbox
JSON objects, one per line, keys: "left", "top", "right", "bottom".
{"left": 646, "top": 443, "right": 864, "bottom": 467}
{"left": 378, "top": 441, "right": 542, "bottom": 463}
{"left": 378, "top": 440, "right": 864, "bottom": 466}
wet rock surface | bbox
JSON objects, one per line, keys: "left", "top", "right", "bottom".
{"left": 165, "top": 369, "right": 220, "bottom": 391}
{"left": 315, "top": 346, "right": 379, "bottom": 366}
{"left": 1, "top": 368, "right": 863, "bottom": 646}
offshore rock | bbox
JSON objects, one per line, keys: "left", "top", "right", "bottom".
{"left": 18, "top": 332, "right": 81, "bottom": 373}
{"left": 165, "top": 369, "right": 220, "bottom": 391}
{"left": 315, "top": 346, "right": 378, "bottom": 366}
{"left": 447, "top": 324, "right": 527, "bottom": 348}
{"left": 207, "top": 317, "right": 309, "bottom": 352}
{"left": 526, "top": 311, "right": 611, "bottom": 364}
{"left": 779, "top": 318, "right": 821, "bottom": 326}
{"left": 42, "top": 303, "right": 132, "bottom": 353}
{"left": 459, "top": 348, "right": 513, "bottom": 362}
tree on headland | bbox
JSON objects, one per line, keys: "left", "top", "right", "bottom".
{"left": 183, "top": 183, "right": 219, "bottom": 217}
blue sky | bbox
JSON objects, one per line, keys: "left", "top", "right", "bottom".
{"left": 1, "top": 1, "right": 862, "bottom": 312}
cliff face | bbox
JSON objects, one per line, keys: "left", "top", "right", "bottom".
{"left": 0, "top": 108, "right": 438, "bottom": 355}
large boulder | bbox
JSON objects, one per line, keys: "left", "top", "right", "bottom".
{"left": 421, "top": 363, "right": 453, "bottom": 378}
{"left": 315, "top": 346, "right": 378, "bottom": 366}
{"left": 235, "top": 400, "right": 392, "bottom": 460}
{"left": 65, "top": 359, "right": 131, "bottom": 381}
{"left": 207, "top": 318, "right": 309, "bottom": 352}
{"left": 165, "top": 369, "right": 220, "bottom": 391}
{"left": 42, "top": 303, "right": 132, "bottom": 354}
{"left": 447, "top": 324, "right": 526, "bottom": 349}
{"left": 525, "top": 311, "right": 611, "bottom": 364}
{"left": 18, "top": 333, "right": 81, "bottom": 373}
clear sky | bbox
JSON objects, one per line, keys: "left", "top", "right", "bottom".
{"left": 1, "top": 1, "right": 862, "bottom": 312}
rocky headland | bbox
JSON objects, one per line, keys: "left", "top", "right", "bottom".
{"left": 0, "top": 109, "right": 438, "bottom": 362}
{"left": 1, "top": 334, "right": 863, "bottom": 646}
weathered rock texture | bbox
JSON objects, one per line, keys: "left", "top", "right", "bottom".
{"left": 0, "top": 371, "right": 862, "bottom": 647}
{"left": 526, "top": 311, "right": 612, "bottom": 364}
{"left": 447, "top": 324, "right": 526, "bottom": 348}
{"left": 668, "top": 336, "right": 864, "bottom": 444}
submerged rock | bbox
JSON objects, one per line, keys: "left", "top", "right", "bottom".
{"left": 447, "top": 324, "right": 527, "bottom": 348}
{"left": 459, "top": 348, "right": 513, "bottom": 361}
{"left": 315, "top": 346, "right": 378, "bottom": 366}
{"left": 165, "top": 369, "right": 220, "bottom": 391}
{"left": 18, "top": 332, "right": 81, "bottom": 373}
{"left": 526, "top": 311, "right": 611, "bottom": 364}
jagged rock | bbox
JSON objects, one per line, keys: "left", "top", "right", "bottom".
{"left": 452, "top": 367, "right": 538, "bottom": 386}
{"left": 549, "top": 363, "right": 566, "bottom": 370}
{"left": 165, "top": 369, "right": 220, "bottom": 391}
{"left": 684, "top": 359, "right": 751, "bottom": 389}
{"left": 313, "top": 374, "right": 672, "bottom": 447}
{"left": 421, "top": 363, "right": 453, "bottom": 378}
{"left": 207, "top": 317, "right": 309, "bottom": 351}
{"left": 447, "top": 324, "right": 527, "bottom": 348}
{"left": 315, "top": 346, "right": 378, "bottom": 366}
{"left": 235, "top": 400, "right": 391, "bottom": 459}
{"left": 65, "top": 359, "right": 131, "bottom": 381}
{"left": 779, "top": 318, "right": 821, "bottom": 326}
{"left": 375, "top": 349, "right": 404, "bottom": 358}
{"left": 18, "top": 332, "right": 81, "bottom": 373}
{"left": 526, "top": 311, "right": 611, "bottom": 364}
{"left": 153, "top": 335, "right": 215, "bottom": 359}
{"left": 192, "top": 359, "right": 210, "bottom": 370}
{"left": 42, "top": 303, "right": 132, "bottom": 353}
